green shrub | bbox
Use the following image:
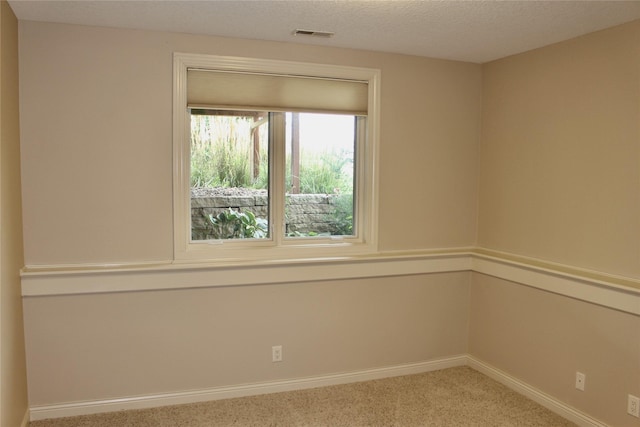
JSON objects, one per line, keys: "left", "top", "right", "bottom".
{"left": 328, "top": 193, "right": 354, "bottom": 235}
{"left": 206, "top": 208, "right": 268, "bottom": 239}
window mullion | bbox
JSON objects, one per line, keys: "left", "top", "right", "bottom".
{"left": 354, "top": 116, "right": 367, "bottom": 241}
{"left": 269, "top": 112, "right": 287, "bottom": 244}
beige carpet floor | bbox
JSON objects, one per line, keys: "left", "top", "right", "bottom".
{"left": 30, "top": 366, "right": 576, "bottom": 426}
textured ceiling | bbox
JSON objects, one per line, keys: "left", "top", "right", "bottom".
{"left": 8, "top": 0, "right": 640, "bottom": 63}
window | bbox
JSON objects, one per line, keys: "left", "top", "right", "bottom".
{"left": 173, "top": 53, "right": 380, "bottom": 262}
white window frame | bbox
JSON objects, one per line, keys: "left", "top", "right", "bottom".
{"left": 173, "top": 53, "right": 380, "bottom": 263}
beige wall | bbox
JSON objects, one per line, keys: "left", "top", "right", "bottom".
{"left": 472, "top": 20, "right": 640, "bottom": 427}
{"left": 19, "top": 21, "right": 481, "bottom": 266}
{"left": 0, "top": 1, "right": 28, "bottom": 425}
{"left": 24, "top": 273, "right": 471, "bottom": 405}
{"left": 469, "top": 273, "right": 640, "bottom": 427}
{"left": 19, "top": 21, "right": 479, "bottom": 409}
{"left": 478, "top": 20, "right": 640, "bottom": 279}
{"left": 16, "top": 16, "right": 640, "bottom": 426}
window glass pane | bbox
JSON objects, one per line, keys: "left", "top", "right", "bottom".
{"left": 190, "top": 110, "right": 269, "bottom": 240}
{"left": 285, "top": 113, "right": 356, "bottom": 238}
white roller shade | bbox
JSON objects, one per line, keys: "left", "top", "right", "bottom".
{"left": 187, "top": 69, "right": 368, "bottom": 115}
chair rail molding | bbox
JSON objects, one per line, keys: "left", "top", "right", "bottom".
{"left": 21, "top": 248, "right": 640, "bottom": 315}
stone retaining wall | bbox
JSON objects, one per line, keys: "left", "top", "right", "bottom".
{"left": 191, "top": 194, "right": 344, "bottom": 239}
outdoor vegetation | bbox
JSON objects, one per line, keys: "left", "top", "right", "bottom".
{"left": 206, "top": 208, "right": 268, "bottom": 240}
{"left": 191, "top": 112, "right": 355, "bottom": 239}
{"left": 190, "top": 113, "right": 268, "bottom": 189}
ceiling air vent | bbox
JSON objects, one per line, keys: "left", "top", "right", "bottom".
{"left": 293, "top": 29, "right": 335, "bottom": 38}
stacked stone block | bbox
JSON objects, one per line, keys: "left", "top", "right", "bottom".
{"left": 191, "top": 193, "right": 340, "bottom": 239}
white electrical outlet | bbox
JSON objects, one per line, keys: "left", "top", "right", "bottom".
{"left": 272, "top": 345, "right": 283, "bottom": 362}
{"left": 575, "top": 372, "right": 586, "bottom": 391}
{"left": 628, "top": 394, "right": 640, "bottom": 418}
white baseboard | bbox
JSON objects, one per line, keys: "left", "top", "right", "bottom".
{"left": 30, "top": 355, "right": 608, "bottom": 425}
{"left": 29, "top": 354, "right": 467, "bottom": 421}
{"left": 467, "top": 355, "right": 607, "bottom": 427}
{"left": 21, "top": 408, "right": 30, "bottom": 427}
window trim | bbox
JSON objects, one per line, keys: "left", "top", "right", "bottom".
{"left": 173, "top": 53, "right": 380, "bottom": 262}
